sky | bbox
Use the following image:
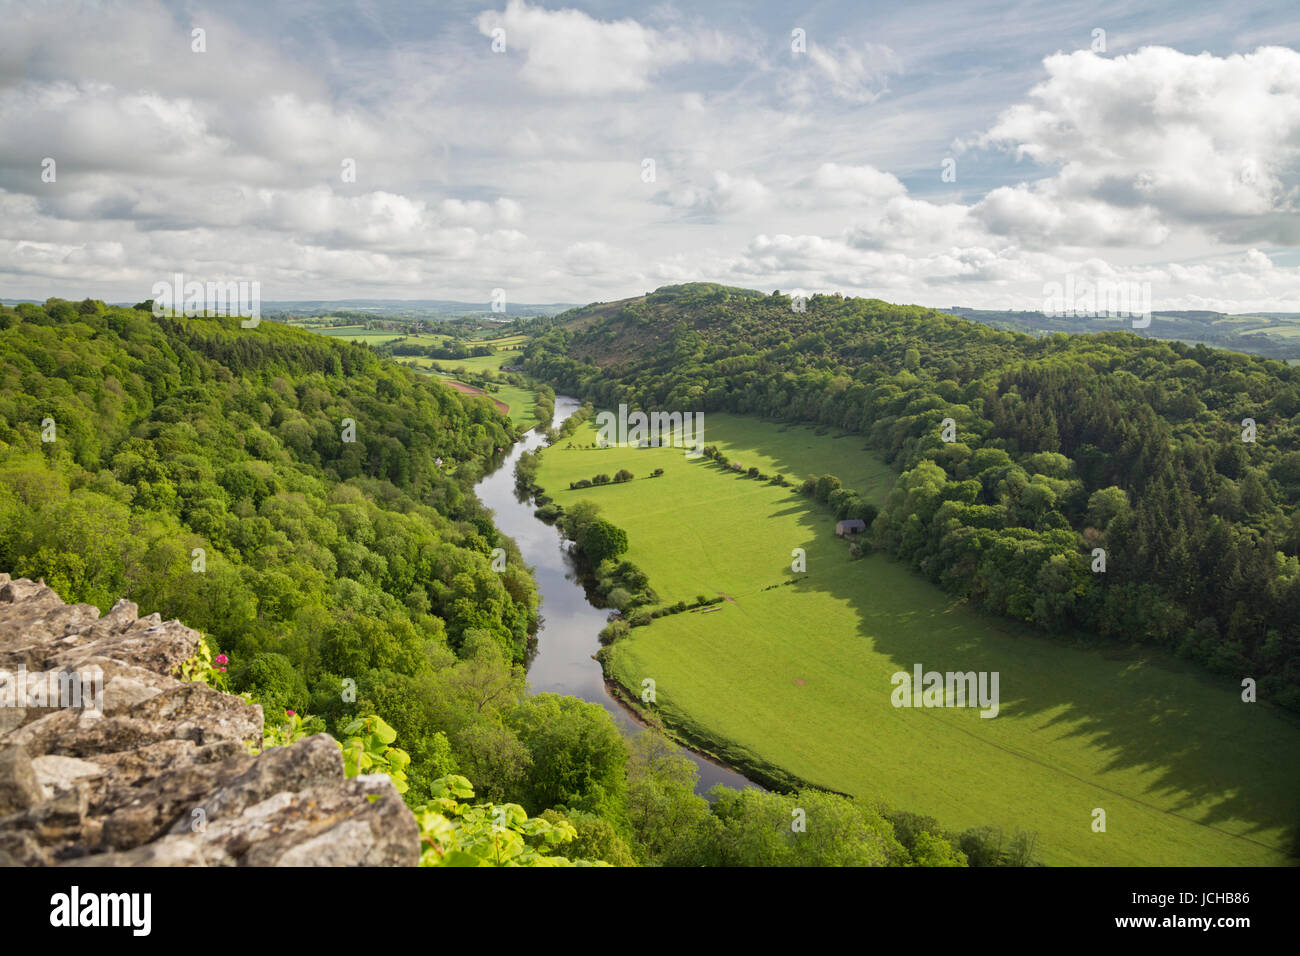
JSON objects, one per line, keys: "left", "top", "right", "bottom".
{"left": 2, "top": 0, "right": 1299, "bottom": 313}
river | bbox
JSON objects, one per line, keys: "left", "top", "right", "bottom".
{"left": 474, "top": 394, "right": 757, "bottom": 796}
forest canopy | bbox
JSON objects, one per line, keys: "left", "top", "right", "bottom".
{"left": 0, "top": 298, "right": 538, "bottom": 799}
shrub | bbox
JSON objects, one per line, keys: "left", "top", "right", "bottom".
{"left": 815, "top": 474, "right": 842, "bottom": 502}
{"left": 828, "top": 487, "right": 854, "bottom": 515}
{"left": 598, "top": 619, "right": 630, "bottom": 645}
{"left": 593, "top": 473, "right": 611, "bottom": 485}
{"left": 652, "top": 468, "right": 664, "bottom": 477}
{"left": 614, "top": 469, "right": 634, "bottom": 483}
{"left": 578, "top": 518, "right": 628, "bottom": 564}
{"left": 234, "top": 651, "right": 307, "bottom": 716}
{"left": 850, "top": 501, "right": 880, "bottom": 524}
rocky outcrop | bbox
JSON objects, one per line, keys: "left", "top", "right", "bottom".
{"left": 0, "top": 575, "right": 419, "bottom": 866}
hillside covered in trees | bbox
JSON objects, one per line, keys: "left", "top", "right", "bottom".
{"left": 523, "top": 283, "right": 1300, "bottom": 712}
{"left": 0, "top": 298, "right": 1023, "bottom": 867}
{"left": 0, "top": 299, "right": 543, "bottom": 799}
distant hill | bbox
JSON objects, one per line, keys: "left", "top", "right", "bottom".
{"left": 0, "top": 297, "right": 578, "bottom": 319}
{"left": 260, "top": 298, "right": 579, "bottom": 319}
{"left": 549, "top": 286, "right": 1300, "bottom": 361}
{"left": 941, "top": 307, "right": 1300, "bottom": 360}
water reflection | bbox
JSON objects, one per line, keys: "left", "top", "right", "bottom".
{"left": 474, "top": 395, "right": 758, "bottom": 795}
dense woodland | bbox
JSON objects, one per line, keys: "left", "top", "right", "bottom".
{"left": 0, "top": 298, "right": 1026, "bottom": 866}
{"left": 524, "top": 283, "right": 1300, "bottom": 712}
{"left": 0, "top": 298, "right": 541, "bottom": 799}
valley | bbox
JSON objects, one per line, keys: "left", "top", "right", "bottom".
{"left": 530, "top": 409, "right": 1300, "bottom": 865}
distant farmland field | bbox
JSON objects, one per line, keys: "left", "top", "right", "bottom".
{"left": 310, "top": 326, "right": 404, "bottom": 344}
{"left": 428, "top": 352, "right": 523, "bottom": 375}
{"left": 403, "top": 366, "right": 539, "bottom": 425}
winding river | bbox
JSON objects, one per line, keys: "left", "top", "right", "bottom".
{"left": 475, "top": 394, "right": 757, "bottom": 796}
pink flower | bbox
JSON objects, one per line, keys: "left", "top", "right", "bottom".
{"left": 215, "top": 654, "right": 228, "bottom": 665}
{"left": 286, "top": 709, "right": 296, "bottom": 717}
{"left": 219, "top": 667, "right": 227, "bottom": 672}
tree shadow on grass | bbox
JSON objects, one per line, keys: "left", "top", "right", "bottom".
{"left": 620, "top": 420, "right": 1299, "bottom": 862}
{"left": 777, "top": 495, "right": 1300, "bottom": 861}
{"left": 697, "top": 414, "right": 898, "bottom": 506}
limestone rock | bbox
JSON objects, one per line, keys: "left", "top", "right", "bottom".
{"left": 0, "top": 746, "right": 41, "bottom": 815}
{"left": 30, "top": 754, "right": 104, "bottom": 799}
{"left": 0, "top": 576, "right": 419, "bottom": 867}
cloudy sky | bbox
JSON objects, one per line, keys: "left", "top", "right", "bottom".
{"left": 2, "top": 0, "right": 1299, "bottom": 312}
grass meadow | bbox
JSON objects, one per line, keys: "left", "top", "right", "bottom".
{"left": 310, "top": 325, "right": 405, "bottom": 345}
{"left": 401, "top": 366, "right": 539, "bottom": 425}
{"left": 535, "top": 412, "right": 1300, "bottom": 866}
{"left": 427, "top": 352, "right": 527, "bottom": 375}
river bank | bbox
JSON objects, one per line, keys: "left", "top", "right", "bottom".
{"left": 473, "top": 394, "right": 758, "bottom": 796}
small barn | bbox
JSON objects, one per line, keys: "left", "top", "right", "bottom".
{"left": 836, "top": 519, "right": 867, "bottom": 537}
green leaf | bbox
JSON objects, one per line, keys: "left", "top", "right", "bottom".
{"left": 369, "top": 716, "right": 398, "bottom": 745}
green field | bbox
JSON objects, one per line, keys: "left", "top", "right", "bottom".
{"left": 1242, "top": 324, "right": 1300, "bottom": 338}
{"left": 485, "top": 332, "right": 528, "bottom": 349}
{"left": 401, "top": 366, "right": 540, "bottom": 426}
{"left": 301, "top": 324, "right": 531, "bottom": 361}
{"left": 429, "top": 351, "right": 526, "bottom": 375}
{"left": 329, "top": 321, "right": 539, "bottom": 425}
{"left": 489, "top": 381, "right": 540, "bottom": 425}
{"left": 536, "top": 413, "right": 1300, "bottom": 866}
{"left": 310, "top": 325, "right": 405, "bottom": 345}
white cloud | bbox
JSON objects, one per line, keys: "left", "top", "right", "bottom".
{"left": 437, "top": 197, "right": 524, "bottom": 228}
{"left": 844, "top": 196, "right": 975, "bottom": 251}
{"left": 664, "top": 170, "right": 770, "bottom": 218}
{"left": 475, "top": 0, "right": 743, "bottom": 95}
{"left": 972, "top": 184, "right": 1171, "bottom": 247}
{"left": 1, "top": 3, "right": 1299, "bottom": 315}
{"left": 562, "top": 240, "right": 617, "bottom": 275}
{"left": 788, "top": 40, "right": 902, "bottom": 104}
{"left": 809, "top": 163, "right": 907, "bottom": 203}
{"left": 979, "top": 46, "right": 1300, "bottom": 244}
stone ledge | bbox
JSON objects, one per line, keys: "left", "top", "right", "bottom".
{"left": 0, "top": 575, "right": 418, "bottom": 867}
